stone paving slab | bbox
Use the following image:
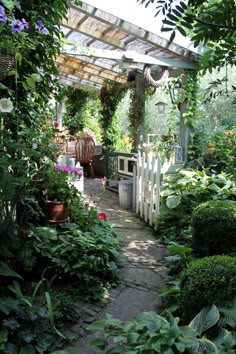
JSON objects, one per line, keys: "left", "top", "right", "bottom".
{"left": 63, "top": 178, "right": 169, "bottom": 353}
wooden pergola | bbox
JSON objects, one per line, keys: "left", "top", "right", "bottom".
{"left": 57, "top": 1, "right": 200, "bottom": 156}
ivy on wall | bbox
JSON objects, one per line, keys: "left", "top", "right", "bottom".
{"left": 100, "top": 81, "right": 128, "bottom": 151}
{"left": 62, "top": 86, "right": 91, "bottom": 135}
{"left": 166, "top": 71, "right": 199, "bottom": 160}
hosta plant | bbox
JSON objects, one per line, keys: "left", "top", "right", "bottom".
{"left": 89, "top": 304, "right": 236, "bottom": 353}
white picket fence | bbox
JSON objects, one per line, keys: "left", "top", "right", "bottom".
{"left": 133, "top": 151, "right": 162, "bottom": 226}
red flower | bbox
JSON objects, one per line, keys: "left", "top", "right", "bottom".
{"left": 98, "top": 213, "right": 107, "bottom": 220}
{"left": 84, "top": 202, "right": 89, "bottom": 208}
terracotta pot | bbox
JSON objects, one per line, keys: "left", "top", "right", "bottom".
{"left": 47, "top": 201, "right": 69, "bottom": 223}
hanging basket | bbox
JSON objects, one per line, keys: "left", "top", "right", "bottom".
{"left": 0, "top": 49, "right": 15, "bottom": 80}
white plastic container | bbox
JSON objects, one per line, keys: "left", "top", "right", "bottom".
{"left": 71, "top": 166, "right": 84, "bottom": 192}
{"left": 118, "top": 179, "right": 133, "bottom": 209}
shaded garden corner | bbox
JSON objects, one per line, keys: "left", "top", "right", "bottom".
{"left": 63, "top": 177, "right": 169, "bottom": 353}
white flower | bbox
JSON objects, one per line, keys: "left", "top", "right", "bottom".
{"left": 0, "top": 98, "right": 14, "bottom": 113}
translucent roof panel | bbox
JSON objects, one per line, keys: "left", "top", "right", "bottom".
{"left": 57, "top": 1, "right": 200, "bottom": 90}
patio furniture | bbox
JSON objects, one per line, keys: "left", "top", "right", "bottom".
{"left": 65, "top": 135, "right": 77, "bottom": 158}
{"left": 75, "top": 136, "right": 95, "bottom": 178}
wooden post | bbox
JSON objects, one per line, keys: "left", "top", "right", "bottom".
{"left": 134, "top": 71, "right": 145, "bottom": 150}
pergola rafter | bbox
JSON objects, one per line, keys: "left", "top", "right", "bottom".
{"left": 57, "top": 1, "right": 200, "bottom": 89}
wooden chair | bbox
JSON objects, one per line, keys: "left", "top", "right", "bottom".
{"left": 75, "top": 136, "right": 95, "bottom": 177}
{"left": 65, "top": 135, "right": 77, "bottom": 158}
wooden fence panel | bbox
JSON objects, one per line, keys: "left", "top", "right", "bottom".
{"left": 134, "top": 152, "right": 161, "bottom": 226}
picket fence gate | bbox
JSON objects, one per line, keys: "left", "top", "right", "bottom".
{"left": 133, "top": 151, "right": 162, "bottom": 226}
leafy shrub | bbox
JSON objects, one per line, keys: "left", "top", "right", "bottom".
{"left": 0, "top": 262, "right": 63, "bottom": 354}
{"left": 192, "top": 200, "right": 236, "bottom": 255}
{"left": 89, "top": 304, "right": 236, "bottom": 353}
{"left": 179, "top": 255, "right": 236, "bottom": 322}
{"left": 29, "top": 223, "right": 122, "bottom": 300}
{"left": 155, "top": 169, "right": 236, "bottom": 236}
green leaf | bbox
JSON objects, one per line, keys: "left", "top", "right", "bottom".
{"left": 167, "top": 14, "right": 178, "bottom": 21}
{"left": 189, "top": 305, "right": 220, "bottom": 336}
{"left": 0, "top": 82, "right": 9, "bottom": 90}
{"left": 166, "top": 194, "right": 181, "bottom": 209}
{"left": 161, "top": 188, "right": 175, "bottom": 197}
{"left": 90, "top": 338, "right": 108, "bottom": 350}
{"left": 19, "top": 344, "right": 35, "bottom": 354}
{"left": 207, "top": 183, "right": 220, "bottom": 191}
{"left": 0, "top": 329, "right": 8, "bottom": 344}
{"left": 0, "top": 262, "right": 23, "bottom": 279}
{"left": 31, "top": 73, "right": 42, "bottom": 82}
{"left": 106, "top": 346, "right": 126, "bottom": 354}
{"left": 127, "top": 332, "right": 139, "bottom": 344}
{"left": 88, "top": 322, "right": 105, "bottom": 331}
{"left": 167, "top": 242, "right": 192, "bottom": 255}
{"left": 1, "top": 0, "right": 14, "bottom": 11}
{"left": 26, "top": 77, "right": 36, "bottom": 89}
{"left": 197, "top": 338, "right": 218, "bottom": 353}
{"left": 176, "top": 25, "right": 186, "bottom": 37}
{"left": 169, "top": 30, "right": 176, "bottom": 43}
{"left": 50, "top": 352, "right": 72, "bottom": 354}
{"left": 0, "top": 297, "right": 19, "bottom": 314}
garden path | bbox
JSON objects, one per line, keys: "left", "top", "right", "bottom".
{"left": 63, "top": 177, "right": 169, "bottom": 353}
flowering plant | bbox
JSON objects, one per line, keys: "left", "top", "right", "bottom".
{"left": 45, "top": 164, "right": 82, "bottom": 202}
{"left": 0, "top": 4, "right": 49, "bottom": 35}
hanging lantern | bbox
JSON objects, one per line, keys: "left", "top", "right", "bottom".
{"left": 155, "top": 101, "right": 166, "bottom": 114}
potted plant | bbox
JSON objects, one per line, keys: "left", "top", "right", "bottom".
{"left": 44, "top": 164, "right": 82, "bottom": 223}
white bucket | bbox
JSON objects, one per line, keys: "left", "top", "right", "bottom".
{"left": 67, "top": 157, "right": 76, "bottom": 168}
{"left": 70, "top": 167, "right": 84, "bottom": 192}
{"left": 57, "top": 155, "right": 67, "bottom": 167}
{"left": 118, "top": 179, "right": 133, "bottom": 209}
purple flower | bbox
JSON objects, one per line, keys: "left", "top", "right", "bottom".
{"left": 0, "top": 14, "right": 7, "bottom": 23}
{"left": 0, "top": 5, "right": 5, "bottom": 15}
{"left": 21, "top": 18, "right": 29, "bottom": 29}
{"left": 36, "top": 20, "right": 49, "bottom": 35}
{"left": 0, "top": 7, "right": 7, "bottom": 23}
{"left": 11, "top": 19, "right": 24, "bottom": 33}
{"left": 54, "top": 164, "right": 82, "bottom": 177}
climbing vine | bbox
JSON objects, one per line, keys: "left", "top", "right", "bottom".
{"left": 128, "top": 88, "right": 139, "bottom": 151}
{"left": 167, "top": 71, "right": 198, "bottom": 127}
{"left": 100, "top": 81, "right": 128, "bottom": 151}
{"left": 62, "top": 86, "right": 91, "bottom": 135}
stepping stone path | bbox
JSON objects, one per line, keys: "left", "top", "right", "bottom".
{"left": 63, "top": 178, "right": 169, "bottom": 353}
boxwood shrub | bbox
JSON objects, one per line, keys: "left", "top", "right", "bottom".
{"left": 192, "top": 200, "right": 236, "bottom": 256}
{"left": 179, "top": 255, "right": 236, "bottom": 322}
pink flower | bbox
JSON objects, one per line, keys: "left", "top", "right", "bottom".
{"left": 101, "top": 177, "right": 106, "bottom": 184}
{"left": 98, "top": 213, "right": 107, "bottom": 220}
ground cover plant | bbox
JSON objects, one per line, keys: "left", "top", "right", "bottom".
{"left": 89, "top": 302, "right": 236, "bottom": 353}
{"left": 0, "top": 1, "right": 124, "bottom": 352}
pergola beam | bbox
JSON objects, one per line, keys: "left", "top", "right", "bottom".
{"left": 56, "top": 59, "right": 126, "bottom": 83}
{"left": 69, "top": 3, "right": 198, "bottom": 61}
{"left": 62, "top": 45, "right": 198, "bottom": 70}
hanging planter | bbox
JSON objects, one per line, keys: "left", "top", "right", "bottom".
{"left": 0, "top": 49, "right": 15, "bottom": 80}
{"left": 46, "top": 200, "right": 69, "bottom": 223}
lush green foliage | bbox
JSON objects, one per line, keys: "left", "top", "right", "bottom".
{"left": 100, "top": 81, "right": 128, "bottom": 151}
{"left": 62, "top": 86, "right": 92, "bottom": 135}
{"left": 156, "top": 169, "right": 236, "bottom": 234}
{"left": 0, "top": 262, "right": 70, "bottom": 353}
{"left": 137, "top": 0, "right": 236, "bottom": 71}
{"left": 89, "top": 303, "right": 236, "bottom": 353}
{"left": 192, "top": 200, "right": 236, "bottom": 256}
{"left": 29, "top": 222, "right": 122, "bottom": 300}
{"left": 180, "top": 255, "right": 236, "bottom": 321}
